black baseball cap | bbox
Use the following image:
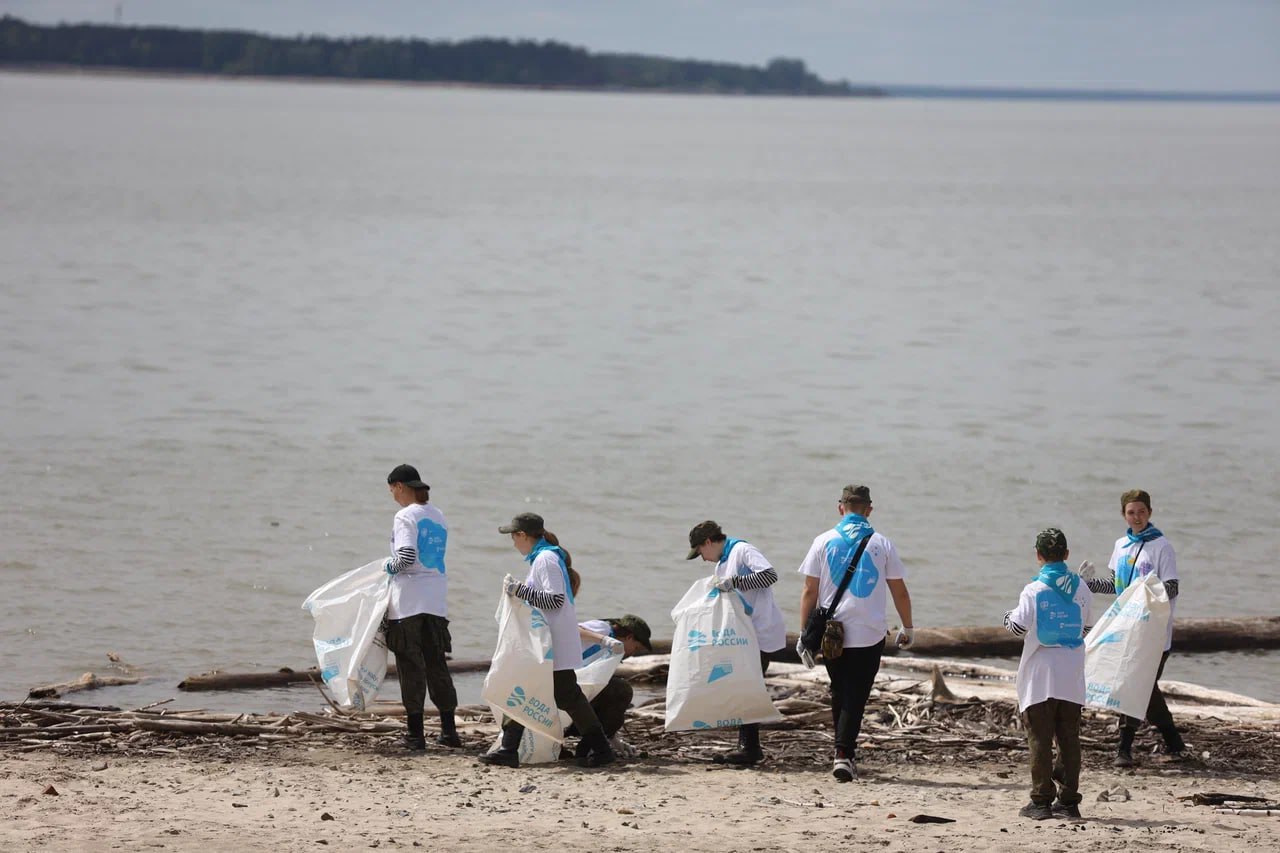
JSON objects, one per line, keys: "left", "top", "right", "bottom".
{"left": 499, "top": 512, "right": 545, "bottom": 536}
{"left": 612, "top": 615, "right": 653, "bottom": 652}
{"left": 387, "top": 464, "right": 428, "bottom": 490}
{"left": 686, "top": 520, "right": 724, "bottom": 560}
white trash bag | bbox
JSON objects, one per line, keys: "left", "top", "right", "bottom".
{"left": 665, "top": 576, "right": 781, "bottom": 732}
{"left": 482, "top": 591, "right": 564, "bottom": 762}
{"left": 301, "top": 558, "right": 391, "bottom": 712}
{"left": 487, "top": 622, "right": 626, "bottom": 765}
{"left": 1084, "top": 572, "right": 1172, "bottom": 719}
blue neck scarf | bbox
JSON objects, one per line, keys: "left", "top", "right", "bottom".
{"left": 1125, "top": 525, "right": 1163, "bottom": 546}
{"left": 1036, "top": 561, "right": 1080, "bottom": 602}
{"left": 718, "top": 538, "right": 744, "bottom": 566}
{"left": 834, "top": 513, "right": 875, "bottom": 545}
{"left": 524, "top": 538, "right": 574, "bottom": 604}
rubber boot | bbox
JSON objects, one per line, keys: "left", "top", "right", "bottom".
{"left": 478, "top": 725, "right": 522, "bottom": 768}
{"left": 1114, "top": 727, "right": 1135, "bottom": 768}
{"left": 436, "top": 710, "right": 462, "bottom": 748}
{"left": 575, "top": 728, "right": 616, "bottom": 768}
{"left": 1159, "top": 724, "right": 1186, "bottom": 756}
{"left": 723, "top": 724, "right": 764, "bottom": 766}
{"left": 403, "top": 713, "right": 427, "bottom": 751}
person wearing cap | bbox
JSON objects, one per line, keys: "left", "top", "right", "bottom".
{"left": 687, "top": 520, "right": 787, "bottom": 766}
{"left": 479, "top": 513, "right": 617, "bottom": 768}
{"left": 1002, "top": 528, "right": 1093, "bottom": 820}
{"left": 1081, "top": 489, "right": 1184, "bottom": 766}
{"left": 797, "top": 485, "right": 915, "bottom": 782}
{"left": 382, "top": 464, "right": 459, "bottom": 751}
{"left": 575, "top": 615, "right": 653, "bottom": 740}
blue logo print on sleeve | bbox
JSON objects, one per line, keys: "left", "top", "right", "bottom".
{"left": 416, "top": 518, "right": 447, "bottom": 573}
{"left": 1034, "top": 589, "right": 1083, "bottom": 648}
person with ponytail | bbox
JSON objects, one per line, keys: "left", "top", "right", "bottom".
{"left": 479, "top": 512, "right": 616, "bottom": 769}
{"left": 1081, "top": 489, "right": 1184, "bottom": 766}
{"left": 383, "top": 464, "right": 459, "bottom": 751}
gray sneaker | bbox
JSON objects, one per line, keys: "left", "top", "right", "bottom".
{"left": 1018, "top": 802, "right": 1053, "bottom": 821}
{"left": 832, "top": 756, "right": 856, "bottom": 782}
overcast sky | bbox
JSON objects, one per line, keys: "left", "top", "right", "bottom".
{"left": 4, "top": 0, "right": 1279, "bottom": 91}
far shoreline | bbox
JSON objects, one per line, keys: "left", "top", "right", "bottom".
{"left": 6, "top": 63, "right": 1278, "bottom": 104}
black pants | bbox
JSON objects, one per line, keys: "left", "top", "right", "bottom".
{"left": 1023, "top": 698, "right": 1082, "bottom": 806}
{"left": 1121, "top": 651, "right": 1176, "bottom": 733}
{"left": 823, "top": 639, "right": 885, "bottom": 756}
{"left": 385, "top": 613, "right": 457, "bottom": 714}
{"left": 504, "top": 669, "right": 605, "bottom": 739}
{"left": 590, "top": 676, "right": 634, "bottom": 738}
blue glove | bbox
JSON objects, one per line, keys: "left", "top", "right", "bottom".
{"left": 383, "top": 558, "right": 399, "bottom": 575}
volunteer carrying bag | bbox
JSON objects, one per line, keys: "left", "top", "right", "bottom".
{"left": 1084, "top": 573, "right": 1172, "bottom": 719}
{"left": 665, "top": 576, "right": 782, "bottom": 732}
{"left": 492, "top": 629, "right": 627, "bottom": 765}
{"left": 301, "top": 558, "right": 391, "bottom": 711}
{"left": 481, "top": 590, "right": 564, "bottom": 752}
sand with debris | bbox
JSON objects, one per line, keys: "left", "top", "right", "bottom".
{"left": 3, "top": 741, "right": 1279, "bottom": 853}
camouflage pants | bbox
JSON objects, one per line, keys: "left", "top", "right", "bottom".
{"left": 384, "top": 613, "right": 457, "bottom": 714}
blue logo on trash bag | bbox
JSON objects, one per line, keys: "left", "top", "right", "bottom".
{"left": 530, "top": 609, "right": 546, "bottom": 630}
{"left": 692, "top": 720, "right": 712, "bottom": 729}
{"left": 687, "top": 630, "right": 708, "bottom": 652}
{"left": 708, "top": 663, "right": 734, "bottom": 683}
{"left": 1094, "top": 631, "right": 1125, "bottom": 646}
{"left": 506, "top": 686, "right": 527, "bottom": 709}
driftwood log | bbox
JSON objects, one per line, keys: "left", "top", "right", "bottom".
{"left": 28, "top": 673, "right": 142, "bottom": 699}
{"left": 177, "top": 616, "right": 1280, "bottom": 692}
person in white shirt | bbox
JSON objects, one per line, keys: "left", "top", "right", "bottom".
{"left": 798, "top": 485, "right": 914, "bottom": 782}
{"left": 479, "top": 513, "right": 616, "bottom": 769}
{"left": 687, "top": 519, "right": 786, "bottom": 766}
{"left": 571, "top": 616, "right": 652, "bottom": 742}
{"left": 381, "top": 464, "right": 458, "bottom": 751}
{"left": 1002, "top": 528, "right": 1092, "bottom": 821}
{"left": 1082, "top": 488, "right": 1184, "bottom": 765}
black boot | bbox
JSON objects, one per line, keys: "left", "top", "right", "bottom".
{"left": 478, "top": 725, "right": 522, "bottom": 768}
{"left": 723, "top": 724, "right": 764, "bottom": 766}
{"left": 1158, "top": 725, "right": 1186, "bottom": 756}
{"left": 1114, "top": 727, "right": 1135, "bottom": 768}
{"left": 436, "top": 710, "right": 462, "bottom": 748}
{"left": 575, "top": 728, "right": 616, "bottom": 768}
{"left": 403, "top": 713, "right": 426, "bottom": 751}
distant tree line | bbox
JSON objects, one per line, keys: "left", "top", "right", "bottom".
{"left": 0, "top": 16, "right": 881, "bottom": 96}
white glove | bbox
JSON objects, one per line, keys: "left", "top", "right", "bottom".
{"left": 502, "top": 573, "right": 520, "bottom": 596}
{"left": 603, "top": 636, "right": 624, "bottom": 655}
{"left": 1077, "top": 560, "right": 1096, "bottom": 581}
{"left": 895, "top": 627, "right": 915, "bottom": 649}
{"left": 714, "top": 576, "right": 736, "bottom": 592}
{"left": 795, "top": 636, "right": 816, "bottom": 669}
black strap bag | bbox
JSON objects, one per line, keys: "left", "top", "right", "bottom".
{"left": 800, "top": 533, "right": 872, "bottom": 659}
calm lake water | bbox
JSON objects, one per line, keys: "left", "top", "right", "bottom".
{"left": 2, "top": 71, "right": 1278, "bottom": 710}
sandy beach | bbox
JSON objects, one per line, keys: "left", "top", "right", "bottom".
{"left": 4, "top": 721, "right": 1277, "bottom": 853}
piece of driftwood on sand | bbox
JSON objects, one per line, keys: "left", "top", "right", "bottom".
{"left": 175, "top": 615, "right": 1280, "bottom": 692}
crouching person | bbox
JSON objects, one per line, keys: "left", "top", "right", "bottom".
{"left": 1003, "top": 528, "right": 1093, "bottom": 820}
{"left": 573, "top": 616, "right": 652, "bottom": 740}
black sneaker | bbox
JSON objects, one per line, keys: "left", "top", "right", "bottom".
{"left": 832, "top": 756, "right": 856, "bottom": 782}
{"left": 1018, "top": 802, "right": 1053, "bottom": 821}
{"left": 1113, "top": 749, "right": 1134, "bottom": 768}
{"left": 721, "top": 747, "right": 764, "bottom": 767}
{"left": 576, "top": 734, "right": 617, "bottom": 768}
{"left": 477, "top": 749, "right": 519, "bottom": 768}
{"left": 402, "top": 735, "right": 427, "bottom": 752}
{"left": 1052, "top": 802, "right": 1082, "bottom": 819}
{"left": 435, "top": 733, "right": 463, "bottom": 748}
